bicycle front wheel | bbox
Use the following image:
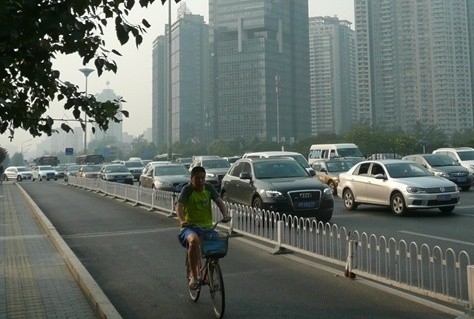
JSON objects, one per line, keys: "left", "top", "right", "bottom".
{"left": 208, "top": 260, "right": 225, "bottom": 318}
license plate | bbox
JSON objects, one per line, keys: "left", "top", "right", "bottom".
{"left": 297, "top": 201, "right": 316, "bottom": 208}
{"left": 437, "top": 194, "right": 450, "bottom": 201}
{"left": 457, "top": 177, "right": 467, "bottom": 183}
{"left": 117, "top": 179, "right": 124, "bottom": 183}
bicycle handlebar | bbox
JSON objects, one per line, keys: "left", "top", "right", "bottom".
{"left": 181, "top": 217, "right": 231, "bottom": 230}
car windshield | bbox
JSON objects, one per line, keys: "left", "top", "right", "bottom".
{"left": 82, "top": 165, "right": 101, "bottom": 172}
{"left": 124, "top": 161, "right": 143, "bottom": 168}
{"left": 67, "top": 165, "right": 81, "bottom": 172}
{"left": 424, "top": 155, "right": 458, "bottom": 167}
{"left": 254, "top": 161, "right": 308, "bottom": 179}
{"left": 202, "top": 159, "right": 230, "bottom": 169}
{"left": 16, "top": 167, "right": 28, "bottom": 172}
{"left": 154, "top": 165, "right": 189, "bottom": 176}
{"left": 273, "top": 154, "right": 309, "bottom": 168}
{"left": 326, "top": 160, "right": 353, "bottom": 172}
{"left": 385, "top": 162, "right": 432, "bottom": 178}
{"left": 39, "top": 166, "right": 53, "bottom": 170}
{"left": 458, "top": 150, "right": 474, "bottom": 161}
{"left": 338, "top": 148, "right": 364, "bottom": 158}
{"left": 105, "top": 165, "right": 129, "bottom": 173}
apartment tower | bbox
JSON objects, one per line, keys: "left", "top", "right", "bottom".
{"left": 355, "top": 0, "right": 473, "bottom": 134}
{"left": 309, "top": 16, "right": 356, "bottom": 136}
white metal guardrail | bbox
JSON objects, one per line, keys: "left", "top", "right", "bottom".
{"left": 67, "top": 176, "right": 473, "bottom": 309}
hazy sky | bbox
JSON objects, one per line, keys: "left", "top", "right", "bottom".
{"left": 1, "top": 0, "right": 354, "bottom": 155}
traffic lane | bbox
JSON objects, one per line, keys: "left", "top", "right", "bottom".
{"left": 331, "top": 191, "right": 474, "bottom": 257}
{"left": 21, "top": 182, "right": 456, "bottom": 319}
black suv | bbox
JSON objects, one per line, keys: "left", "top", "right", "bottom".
{"left": 220, "top": 157, "right": 334, "bottom": 223}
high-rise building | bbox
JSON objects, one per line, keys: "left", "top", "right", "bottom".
{"left": 94, "top": 83, "right": 123, "bottom": 144}
{"left": 209, "top": 0, "right": 311, "bottom": 143}
{"left": 152, "top": 7, "right": 210, "bottom": 147}
{"left": 355, "top": 0, "right": 473, "bottom": 134}
{"left": 309, "top": 16, "right": 356, "bottom": 136}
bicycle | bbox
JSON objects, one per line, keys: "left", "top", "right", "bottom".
{"left": 184, "top": 220, "right": 230, "bottom": 318}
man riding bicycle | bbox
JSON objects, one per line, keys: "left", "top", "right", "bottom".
{"left": 177, "top": 166, "right": 230, "bottom": 290}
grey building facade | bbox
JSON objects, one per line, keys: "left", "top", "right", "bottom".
{"left": 209, "top": 0, "right": 311, "bottom": 143}
{"left": 309, "top": 16, "right": 356, "bottom": 136}
{"left": 355, "top": 0, "right": 473, "bottom": 134}
{"left": 152, "top": 12, "right": 210, "bottom": 146}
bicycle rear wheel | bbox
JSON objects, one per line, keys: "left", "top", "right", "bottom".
{"left": 186, "top": 255, "right": 201, "bottom": 301}
{"left": 208, "top": 260, "right": 225, "bottom": 318}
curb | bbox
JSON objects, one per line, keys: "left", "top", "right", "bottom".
{"left": 17, "top": 183, "right": 123, "bottom": 319}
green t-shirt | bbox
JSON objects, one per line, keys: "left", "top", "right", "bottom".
{"left": 177, "top": 183, "right": 220, "bottom": 228}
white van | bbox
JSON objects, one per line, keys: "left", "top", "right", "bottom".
{"left": 308, "top": 143, "right": 365, "bottom": 165}
{"left": 432, "top": 147, "right": 474, "bottom": 175}
{"left": 242, "top": 151, "right": 314, "bottom": 175}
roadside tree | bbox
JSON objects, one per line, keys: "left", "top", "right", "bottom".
{"left": 0, "top": 0, "right": 178, "bottom": 140}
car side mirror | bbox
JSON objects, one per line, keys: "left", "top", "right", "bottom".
{"left": 308, "top": 168, "right": 316, "bottom": 176}
{"left": 374, "top": 173, "right": 385, "bottom": 180}
{"left": 239, "top": 172, "right": 252, "bottom": 180}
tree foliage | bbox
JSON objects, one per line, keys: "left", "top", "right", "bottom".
{"left": 0, "top": 0, "right": 176, "bottom": 140}
{"left": 0, "top": 146, "right": 8, "bottom": 164}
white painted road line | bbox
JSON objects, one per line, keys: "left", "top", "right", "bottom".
{"left": 398, "top": 231, "right": 474, "bottom": 247}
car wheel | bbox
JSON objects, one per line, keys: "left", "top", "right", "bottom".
{"left": 390, "top": 192, "right": 407, "bottom": 216}
{"left": 328, "top": 180, "right": 336, "bottom": 195}
{"left": 439, "top": 206, "right": 455, "bottom": 214}
{"left": 16, "top": 175, "right": 22, "bottom": 182}
{"left": 252, "top": 196, "right": 264, "bottom": 210}
{"left": 3, "top": 175, "right": 8, "bottom": 181}
{"left": 342, "top": 189, "right": 358, "bottom": 211}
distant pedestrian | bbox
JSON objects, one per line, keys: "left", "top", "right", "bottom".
{"left": 0, "top": 165, "right": 3, "bottom": 185}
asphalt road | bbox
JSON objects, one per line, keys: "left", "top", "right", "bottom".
{"left": 20, "top": 181, "right": 465, "bottom": 319}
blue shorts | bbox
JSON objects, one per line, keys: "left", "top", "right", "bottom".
{"left": 178, "top": 226, "right": 216, "bottom": 248}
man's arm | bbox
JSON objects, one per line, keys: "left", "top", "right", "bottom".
{"left": 215, "top": 197, "right": 231, "bottom": 222}
{"left": 176, "top": 202, "right": 186, "bottom": 225}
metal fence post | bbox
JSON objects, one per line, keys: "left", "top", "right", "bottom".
{"left": 345, "top": 236, "right": 356, "bottom": 279}
{"left": 468, "top": 265, "right": 474, "bottom": 310}
{"left": 167, "top": 192, "right": 176, "bottom": 217}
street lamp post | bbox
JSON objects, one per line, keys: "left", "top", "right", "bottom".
{"left": 275, "top": 72, "right": 280, "bottom": 144}
{"left": 20, "top": 139, "right": 33, "bottom": 160}
{"left": 79, "top": 67, "right": 95, "bottom": 155}
{"left": 167, "top": 0, "right": 173, "bottom": 161}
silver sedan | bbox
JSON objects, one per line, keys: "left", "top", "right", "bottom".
{"left": 337, "top": 159, "right": 460, "bottom": 216}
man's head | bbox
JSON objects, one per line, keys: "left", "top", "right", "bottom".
{"left": 190, "top": 166, "right": 206, "bottom": 190}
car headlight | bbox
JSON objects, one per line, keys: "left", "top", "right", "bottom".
{"left": 264, "top": 190, "right": 284, "bottom": 198}
{"left": 156, "top": 181, "right": 172, "bottom": 188}
{"left": 406, "top": 186, "right": 427, "bottom": 193}
{"left": 433, "top": 171, "right": 449, "bottom": 178}
{"left": 323, "top": 188, "right": 333, "bottom": 196}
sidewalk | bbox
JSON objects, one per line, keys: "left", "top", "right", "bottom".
{"left": 0, "top": 182, "right": 120, "bottom": 319}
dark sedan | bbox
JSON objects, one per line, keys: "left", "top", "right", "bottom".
{"left": 220, "top": 157, "right": 334, "bottom": 223}
{"left": 99, "top": 164, "right": 134, "bottom": 185}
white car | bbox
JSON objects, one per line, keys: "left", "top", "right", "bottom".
{"left": 32, "top": 165, "right": 57, "bottom": 181}
{"left": 337, "top": 159, "right": 460, "bottom": 216}
{"left": 3, "top": 166, "right": 32, "bottom": 181}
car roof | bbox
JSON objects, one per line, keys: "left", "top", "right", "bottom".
{"left": 239, "top": 157, "right": 297, "bottom": 163}
{"left": 243, "top": 151, "right": 301, "bottom": 157}
{"left": 360, "top": 159, "right": 413, "bottom": 165}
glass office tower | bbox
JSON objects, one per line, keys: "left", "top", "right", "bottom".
{"left": 209, "top": 0, "right": 311, "bottom": 143}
